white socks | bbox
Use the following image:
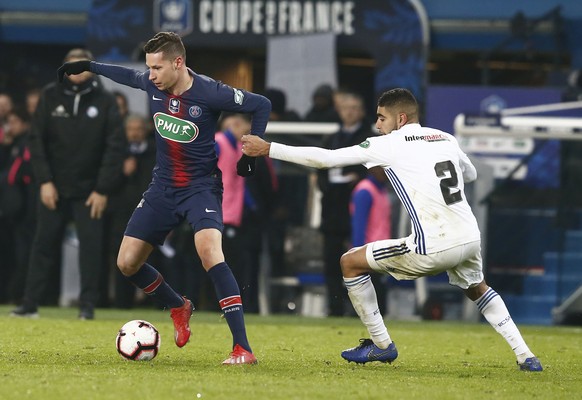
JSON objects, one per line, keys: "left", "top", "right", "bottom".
{"left": 344, "top": 274, "right": 391, "bottom": 349}
{"left": 475, "top": 287, "right": 534, "bottom": 363}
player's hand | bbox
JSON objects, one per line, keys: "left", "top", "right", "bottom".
{"left": 57, "top": 60, "right": 92, "bottom": 82}
{"left": 40, "top": 181, "right": 59, "bottom": 210}
{"left": 236, "top": 154, "right": 256, "bottom": 177}
{"left": 85, "top": 191, "right": 108, "bottom": 219}
{"left": 241, "top": 134, "right": 271, "bottom": 157}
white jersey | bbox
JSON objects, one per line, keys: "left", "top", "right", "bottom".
{"left": 269, "top": 123, "right": 481, "bottom": 254}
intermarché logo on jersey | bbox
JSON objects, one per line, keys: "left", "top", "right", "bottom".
{"left": 153, "top": 112, "right": 199, "bottom": 143}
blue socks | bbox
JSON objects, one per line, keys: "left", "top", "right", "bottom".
{"left": 126, "top": 263, "right": 184, "bottom": 309}
{"left": 208, "top": 262, "right": 251, "bottom": 352}
{"left": 126, "top": 262, "right": 251, "bottom": 352}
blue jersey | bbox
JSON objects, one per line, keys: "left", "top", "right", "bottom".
{"left": 91, "top": 62, "right": 271, "bottom": 187}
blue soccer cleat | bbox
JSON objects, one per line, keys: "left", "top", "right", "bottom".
{"left": 341, "top": 339, "right": 398, "bottom": 364}
{"left": 518, "top": 357, "right": 543, "bottom": 372}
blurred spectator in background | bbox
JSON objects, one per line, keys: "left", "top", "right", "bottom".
{"left": 241, "top": 150, "right": 279, "bottom": 313}
{"left": 349, "top": 166, "right": 392, "bottom": 316}
{"left": 113, "top": 91, "right": 129, "bottom": 120}
{"left": 0, "top": 107, "right": 36, "bottom": 303}
{"left": 562, "top": 69, "right": 582, "bottom": 102}
{"left": 0, "top": 93, "right": 14, "bottom": 162}
{"left": 262, "top": 88, "right": 302, "bottom": 279}
{"left": 0, "top": 93, "right": 15, "bottom": 299}
{"left": 0, "top": 93, "right": 13, "bottom": 128}
{"left": 103, "top": 114, "right": 156, "bottom": 308}
{"left": 318, "top": 91, "right": 371, "bottom": 316}
{"left": 332, "top": 88, "right": 349, "bottom": 113}
{"left": 264, "top": 88, "right": 301, "bottom": 122}
{"left": 25, "top": 88, "right": 41, "bottom": 117}
{"left": 304, "top": 84, "right": 340, "bottom": 123}
{"left": 10, "top": 48, "right": 125, "bottom": 320}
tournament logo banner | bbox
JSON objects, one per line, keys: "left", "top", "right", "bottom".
{"left": 87, "top": 0, "right": 427, "bottom": 101}
{"left": 154, "top": 0, "right": 193, "bottom": 36}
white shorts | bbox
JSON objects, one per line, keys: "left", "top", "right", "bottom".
{"left": 365, "top": 238, "right": 483, "bottom": 289}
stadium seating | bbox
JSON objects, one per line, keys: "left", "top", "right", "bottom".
{"left": 504, "top": 230, "right": 582, "bottom": 325}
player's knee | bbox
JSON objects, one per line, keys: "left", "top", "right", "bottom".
{"left": 464, "top": 280, "right": 488, "bottom": 301}
{"left": 116, "top": 252, "right": 139, "bottom": 276}
{"left": 340, "top": 250, "right": 357, "bottom": 276}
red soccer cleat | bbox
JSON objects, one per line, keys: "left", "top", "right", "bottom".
{"left": 170, "top": 297, "right": 193, "bottom": 348}
{"left": 222, "top": 344, "right": 258, "bottom": 365}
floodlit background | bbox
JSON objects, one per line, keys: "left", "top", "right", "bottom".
{"left": 1, "top": 0, "right": 582, "bottom": 326}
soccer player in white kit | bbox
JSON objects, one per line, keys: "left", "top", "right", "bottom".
{"left": 241, "top": 88, "right": 542, "bottom": 371}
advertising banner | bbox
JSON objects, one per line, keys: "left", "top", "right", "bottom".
{"left": 87, "top": 0, "right": 428, "bottom": 101}
{"left": 426, "top": 85, "right": 563, "bottom": 188}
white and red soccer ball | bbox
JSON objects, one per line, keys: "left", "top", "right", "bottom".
{"left": 116, "top": 320, "right": 160, "bottom": 361}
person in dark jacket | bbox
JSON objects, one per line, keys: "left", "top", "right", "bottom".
{"left": 317, "top": 91, "right": 372, "bottom": 316}
{"left": 304, "top": 84, "right": 340, "bottom": 123}
{"left": 0, "top": 107, "right": 36, "bottom": 303}
{"left": 103, "top": 113, "right": 157, "bottom": 309}
{"left": 10, "top": 48, "right": 125, "bottom": 320}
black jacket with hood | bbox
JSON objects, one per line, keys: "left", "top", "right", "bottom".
{"left": 29, "top": 75, "right": 125, "bottom": 199}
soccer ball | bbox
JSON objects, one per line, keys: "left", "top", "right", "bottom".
{"left": 116, "top": 320, "right": 161, "bottom": 361}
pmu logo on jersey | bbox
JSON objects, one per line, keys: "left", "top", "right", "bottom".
{"left": 169, "top": 98, "right": 180, "bottom": 114}
{"left": 154, "top": 112, "right": 199, "bottom": 143}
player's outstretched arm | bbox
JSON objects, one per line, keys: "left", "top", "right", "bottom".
{"left": 57, "top": 60, "right": 91, "bottom": 82}
{"left": 242, "top": 134, "right": 370, "bottom": 169}
{"left": 58, "top": 61, "right": 148, "bottom": 90}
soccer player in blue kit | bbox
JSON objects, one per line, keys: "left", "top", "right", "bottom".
{"left": 58, "top": 32, "right": 271, "bottom": 365}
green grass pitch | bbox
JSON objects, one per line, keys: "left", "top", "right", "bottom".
{"left": 0, "top": 305, "right": 580, "bottom": 399}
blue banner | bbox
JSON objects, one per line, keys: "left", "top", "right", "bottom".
{"left": 87, "top": 0, "right": 427, "bottom": 102}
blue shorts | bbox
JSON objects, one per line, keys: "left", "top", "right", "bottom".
{"left": 125, "top": 176, "right": 224, "bottom": 246}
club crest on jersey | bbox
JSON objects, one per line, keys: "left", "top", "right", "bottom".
{"left": 359, "top": 140, "right": 370, "bottom": 148}
{"left": 233, "top": 88, "right": 244, "bottom": 105}
{"left": 189, "top": 105, "right": 202, "bottom": 118}
{"left": 153, "top": 112, "right": 199, "bottom": 143}
{"left": 169, "top": 98, "right": 180, "bottom": 114}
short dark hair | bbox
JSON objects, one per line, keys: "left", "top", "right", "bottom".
{"left": 377, "top": 88, "right": 418, "bottom": 121}
{"left": 9, "top": 106, "right": 31, "bottom": 124}
{"left": 64, "top": 48, "right": 94, "bottom": 63}
{"left": 143, "top": 32, "right": 186, "bottom": 62}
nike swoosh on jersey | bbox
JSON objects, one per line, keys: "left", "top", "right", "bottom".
{"left": 205, "top": 208, "right": 217, "bottom": 213}
{"left": 152, "top": 95, "right": 162, "bottom": 101}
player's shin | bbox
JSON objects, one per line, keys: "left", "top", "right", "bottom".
{"left": 475, "top": 287, "right": 534, "bottom": 362}
{"left": 344, "top": 274, "right": 392, "bottom": 349}
{"left": 125, "top": 263, "right": 184, "bottom": 308}
{"left": 208, "top": 261, "right": 252, "bottom": 353}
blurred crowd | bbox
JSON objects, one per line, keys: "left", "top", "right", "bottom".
{"left": 0, "top": 58, "right": 399, "bottom": 316}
